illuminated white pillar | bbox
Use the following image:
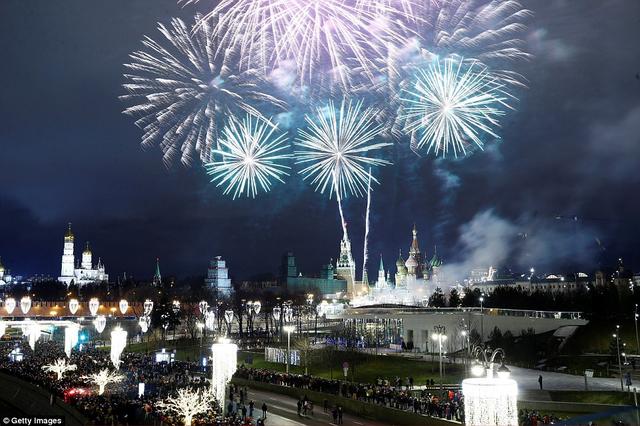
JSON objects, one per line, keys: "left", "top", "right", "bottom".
{"left": 64, "top": 324, "right": 80, "bottom": 358}
{"left": 27, "top": 322, "right": 41, "bottom": 350}
{"left": 110, "top": 327, "right": 128, "bottom": 369}
{"left": 210, "top": 340, "right": 238, "bottom": 405}
{"left": 462, "top": 378, "right": 518, "bottom": 426}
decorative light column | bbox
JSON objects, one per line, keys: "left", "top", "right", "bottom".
{"left": 110, "top": 326, "right": 128, "bottom": 369}
{"left": 210, "top": 338, "right": 238, "bottom": 406}
{"left": 64, "top": 324, "right": 80, "bottom": 357}
{"left": 462, "top": 346, "right": 518, "bottom": 426}
{"left": 283, "top": 325, "right": 295, "bottom": 374}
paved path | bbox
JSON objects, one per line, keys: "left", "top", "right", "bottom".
{"left": 244, "top": 387, "right": 389, "bottom": 426}
{"left": 508, "top": 365, "right": 622, "bottom": 391}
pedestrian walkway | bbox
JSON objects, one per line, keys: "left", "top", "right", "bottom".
{"left": 508, "top": 365, "right": 621, "bottom": 391}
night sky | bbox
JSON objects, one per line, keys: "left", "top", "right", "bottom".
{"left": 1, "top": 0, "right": 639, "bottom": 281}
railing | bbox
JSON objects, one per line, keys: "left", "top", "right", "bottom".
{"left": 345, "top": 305, "right": 584, "bottom": 320}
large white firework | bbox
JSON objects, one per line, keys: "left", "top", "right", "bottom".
{"left": 295, "top": 99, "right": 391, "bottom": 198}
{"left": 121, "top": 14, "right": 285, "bottom": 166}
{"left": 205, "top": 114, "right": 292, "bottom": 199}
{"left": 372, "top": 0, "right": 531, "bottom": 141}
{"left": 185, "top": 0, "right": 407, "bottom": 92}
{"left": 400, "top": 58, "right": 511, "bottom": 157}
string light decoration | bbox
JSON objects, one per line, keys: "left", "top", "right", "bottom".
{"left": 119, "top": 299, "right": 129, "bottom": 315}
{"left": 4, "top": 298, "right": 16, "bottom": 315}
{"left": 462, "top": 346, "right": 518, "bottom": 426}
{"left": 68, "top": 298, "right": 79, "bottom": 315}
{"left": 64, "top": 324, "right": 80, "bottom": 357}
{"left": 110, "top": 326, "right": 128, "bottom": 369}
{"left": 26, "top": 321, "right": 41, "bottom": 350}
{"left": 94, "top": 315, "right": 107, "bottom": 333}
{"left": 82, "top": 368, "right": 124, "bottom": 395}
{"left": 89, "top": 298, "right": 100, "bottom": 316}
{"left": 42, "top": 359, "right": 77, "bottom": 380}
{"left": 20, "top": 296, "right": 31, "bottom": 315}
{"left": 156, "top": 387, "right": 214, "bottom": 426}
{"left": 210, "top": 339, "right": 238, "bottom": 405}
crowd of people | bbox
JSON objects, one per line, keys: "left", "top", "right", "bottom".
{"left": 519, "top": 409, "right": 566, "bottom": 425}
{"left": 234, "top": 365, "right": 464, "bottom": 422}
{"left": 0, "top": 340, "right": 245, "bottom": 425}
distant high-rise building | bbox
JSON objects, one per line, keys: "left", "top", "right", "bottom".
{"left": 280, "top": 252, "right": 297, "bottom": 282}
{"left": 205, "top": 256, "right": 232, "bottom": 296}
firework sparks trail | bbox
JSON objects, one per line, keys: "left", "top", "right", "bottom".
{"left": 205, "top": 114, "right": 292, "bottom": 199}
{"left": 362, "top": 168, "right": 372, "bottom": 282}
{"left": 335, "top": 177, "right": 349, "bottom": 240}
{"left": 185, "top": 0, "right": 408, "bottom": 92}
{"left": 400, "top": 57, "right": 511, "bottom": 157}
{"left": 121, "top": 14, "right": 285, "bottom": 166}
{"left": 294, "top": 98, "right": 391, "bottom": 198}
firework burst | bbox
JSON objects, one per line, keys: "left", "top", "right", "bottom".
{"left": 185, "top": 0, "right": 407, "bottom": 93}
{"left": 400, "top": 58, "right": 511, "bottom": 157}
{"left": 295, "top": 99, "right": 391, "bottom": 198}
{"left": 205, "top": 114, "right": 292, "bottom": 199}
{"left": 411, "top": 0, "right": 532, "bottom": 85}
{"left": 371, "top": 0, "right": 531, "bottom": 140}
{"left": 121, "top": 14, "right": 285, "bottom": 166}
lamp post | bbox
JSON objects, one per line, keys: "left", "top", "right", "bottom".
{"left": 614, "top": 325, "right": 623, "bottom": 391}
{"left": 432, "top": 325, "right": 447, "bottom": 389}
{"left": 479, "top": 296, "right": 485, "bottom": 342}
{"left": 461, "top": 329, "right": 469, "bottom": 369}
{"left": 283, "top": 325, "right": 295, "bottom": 374}
{"left": 197, "top": 322, "right": 204, "bottom": 368}
{"left": 465, "top": 346, "right": 517, "bottom": 426}
{"left": 635, "top": 304, "right": 639, "bottom": 355}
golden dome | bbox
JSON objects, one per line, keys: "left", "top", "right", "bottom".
{"left": 65, "top": 222, "right": 74, "bottom": 240}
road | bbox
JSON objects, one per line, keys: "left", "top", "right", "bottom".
{"left": 243, "top": 387, "right": 390, "bottom": 426}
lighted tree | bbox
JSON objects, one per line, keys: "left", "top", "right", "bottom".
{"left": 42, "top": 359, "right": 77, "bottom": 380}
{"left": 156, "top": 388, "right": 214, "bottom": 426}
{"left": 82, "top": 368, "right": 124, "bottom": 395}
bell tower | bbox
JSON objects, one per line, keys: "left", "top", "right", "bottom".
{"left": 60, "top": 223, "right": 75, "bottom": 279}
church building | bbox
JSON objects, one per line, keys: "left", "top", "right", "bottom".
{"left": 58, "top": 224, "right": 109, "bottom": 286}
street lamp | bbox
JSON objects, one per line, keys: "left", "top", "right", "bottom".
{"left": 479, "top": 296, "right": 485, "bottom": 342}
{"left": 635, "top": 304, "right": 639, "bottom": 355}
{"left": 614, "top": 325, "right": 623, "bottom": 391}
{"left": 283, "top": 325, "right": 295, "bottom": 374}
{"left": 432, "top": 325, "right": 447, "bottom": 389}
